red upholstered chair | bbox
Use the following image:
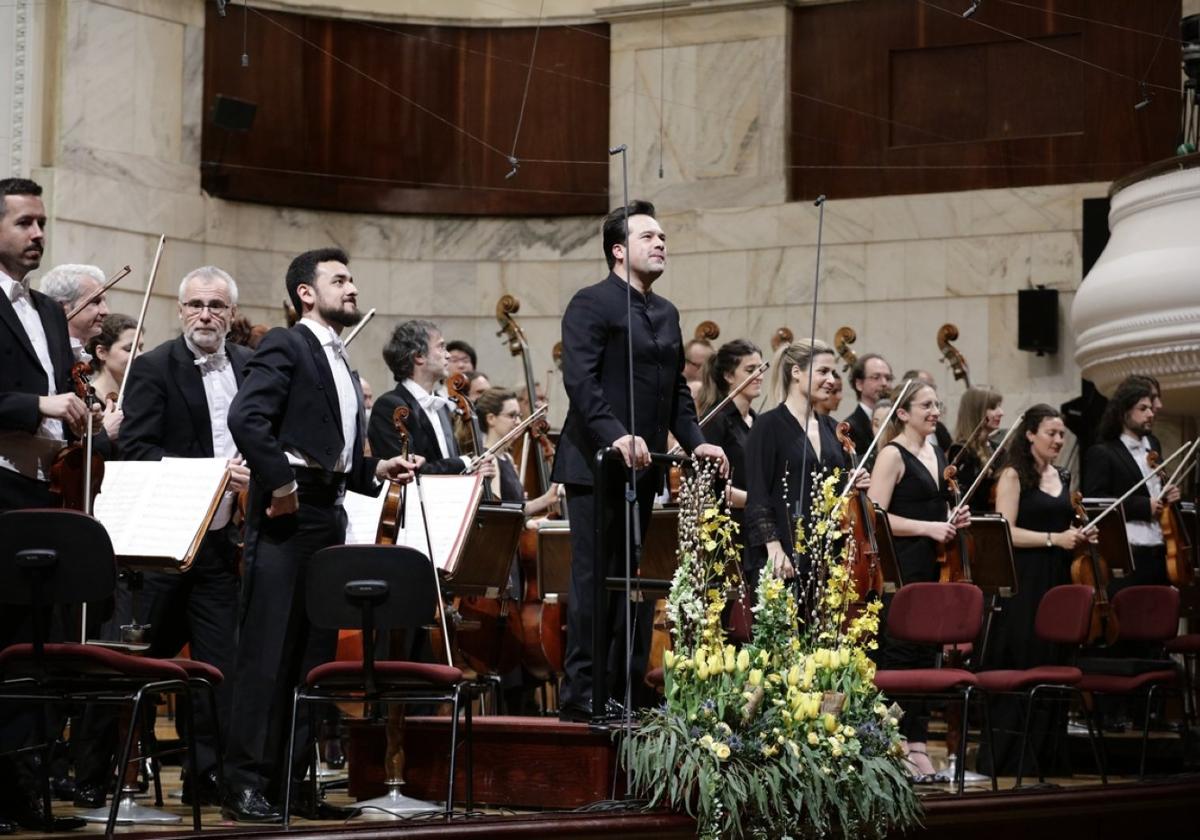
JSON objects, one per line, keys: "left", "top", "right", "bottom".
{"left": 975, "top": 584, "right": 1106, "bottom": 786}
{"left": 872, "top": 582, "right": 992, "bottom": 794}
{"left": 0, "top": 510, "right": 203, "bottom": 837}
{"left": 1077, "top": 585, "right": 1187, "bottom": 780}
{"left": 281, "top": 545, "right": 475, "bottom": 827}
{"left": 1164, "top": 633, "right": 1200, "bottom": 718}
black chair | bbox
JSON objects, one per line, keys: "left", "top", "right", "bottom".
{"left": 281, "top": 545, "right": 475, "bottom": 827}
{"left": 0, "top": 509, "right": 201, "bottom": 837}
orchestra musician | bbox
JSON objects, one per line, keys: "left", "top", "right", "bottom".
{"left": 744, "top": 340, "right": 861, "bottom": 592}
{"left": 1082, "top": 376, "right": 1177, "bottom": 591}
{"left": 946, "top": 386, "right": 1005, "bottom": 514}
{"left": 222, "top": 248, "right": 419, "bottom": 822}
{"left": 867, "top": 381, "right": 969, "bottom": 781}
{"left": 814, "top": 370, "right": 844, "bottom": 416}
{"left": 476, "top": 387, "right": 559, "bottom": 514}
{"left": 843, "top": 353, "right": 894, "bottom": 456}
{"left": 902, "top": 369, "right": 954, "bottom": 450}
{"left": 979, "top": 405, "right": 1093, "bottom": 775}
{"left": 40, "top": 263, "right": 110, "bottom": 364}
{"left": 551, "top": 200, "right": 727, "bottom": 721}
{"left": 683, "top": 336, "right": 714, "bottom": 403}
{"left": 446, "top": 339, "right": 477, "bottom": 374}
{"left": 113, "top": 266, "right": 253, "bottom": 807}
{"left": 0, "top": 177, "right": 91, "bottom": 832}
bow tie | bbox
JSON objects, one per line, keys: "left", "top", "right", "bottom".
{"left": 329, "top": 336, "right": 347, "bottom": 361}
{"left": 419, "top": 393, "right": 454, "bottom": 413}
{"left": 9, "top": 279, "right": 31, "bottom": 303}
{"left": 194, "top": 351, "right": 229, "bottom": 372}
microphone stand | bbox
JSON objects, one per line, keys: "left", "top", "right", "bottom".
{"left": 794, "top": 195, "right": 825, "bottom": 615}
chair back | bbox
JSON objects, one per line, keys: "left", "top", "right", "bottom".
{"left": 886, "top": 582, "right": 982, "bottom": 645}
{"left": 1034, "top": 584, "right": 1094, "bottom": 645}
{"left": 306, "top": 545, "right": 437, "bottom": 635}
{"left": 1112, "top": 585, "right": 1179, "bottom": 642}
{"left": 0, "top": 509, "right": 116, "bottom": 607}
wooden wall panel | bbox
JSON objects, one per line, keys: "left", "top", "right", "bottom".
{"left": 201, "top": 6, "right": 610, "bottom": 216}
{"left": 790, "top": 0, "right": 1181, "bottom": 200}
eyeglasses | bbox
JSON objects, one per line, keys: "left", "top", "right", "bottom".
{"left": 502, "top": 411, "right": 523, "bottom": 419}
{"left": 183, "top": 300, "right": 230, "bottom": 314}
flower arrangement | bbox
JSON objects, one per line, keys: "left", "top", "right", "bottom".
{"left": 623, "top": 463, "right": 920, "bottom": 839}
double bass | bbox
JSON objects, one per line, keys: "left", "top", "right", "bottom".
{"left": 936, "top": 323, "right": 972, "bottom": 388}
{"left": 496, "top": 295, "right": 553, "bottom": 496}
{"left": 835, "top": 422, "right": 883, "bottom": 603}
{"left": 833, "top": 326, "right": 858, "bottom": 376}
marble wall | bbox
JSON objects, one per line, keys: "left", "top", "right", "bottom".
{"left": 7, "top": 0, "right": 1186, "bottom": 454}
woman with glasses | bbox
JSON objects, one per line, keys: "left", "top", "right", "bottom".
{"left": 868, "top": 381, "right": 970, "bottom": 781}
{"left": 477, "top": 387, "right": 559, "bottom": 514}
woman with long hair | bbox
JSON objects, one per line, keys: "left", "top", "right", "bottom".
{"left": 744, "top": 340, "right": 862, "bottom": 596}
{"left": 946, "top": 386, "right": 1005, "bottom": 513}
{"left": 475, "top": 387, "right": 559, "bottom": 515}
{"left": 697, "top": 338, "right": 764, "bottom": 509}
{"left": 979, "top": 404, "right": 1093, "bottom": 774}
{"left": 85, "top": 313, "right": 139, "bottom": 443}
{"left": 868, "top": 380, "right": 970, "bottom": 779}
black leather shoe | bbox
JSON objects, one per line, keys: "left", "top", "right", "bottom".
{"left": 0, "top": 817, "right": 15, "bottom": 835}
{"left": 49, "top": 774, "right": 77, "bottom": 802}
{"left": 72, "top": 782, "right": 106, "bottom": 809}
{"left": 289, "top": 787, "right": 355, "bottom": 821}
{"left": 558, "top": 703, "right": 592, "bottom": 723}
{"left": 220, "top": 787, "right": 281, "bottom": 823}
{"left": 3, "top": 791, "right": 86, "bottom": 832}
{"left": 181, "top": 767, "right": 222, "bottom": 807}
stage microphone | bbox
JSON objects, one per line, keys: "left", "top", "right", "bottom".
{"left": 216, "top": 0, "right": 228, "bottom": 16}
{"left": 814, "top": 194, "right": 827, "bottom": 207}
{"left": 609, "top": 144, "right": 628, "bottom": 156}
{"left": 1134, "top": 82, "right": 1153, "bottom": 110}
{"left": 962, "top": 0, "right": 981, "bottom": 19}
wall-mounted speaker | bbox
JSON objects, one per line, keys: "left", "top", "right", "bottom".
{"left": 211, "top": 95, "right": 257, "bottom": 132}
{"left": 1018, "top": 286, "right": 1059, "bottom": 355}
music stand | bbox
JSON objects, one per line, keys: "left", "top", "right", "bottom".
{"left": 872, "top": 503, "right": 903, "bottom": 593}
{"left": 442, "top": 502, "right": 524, "bottom": 597}
{"left": 1081, "top": 498, "right": 1134, "bottom": 579}
{"left": 967, "top": 514, "right": 1019, "bottom": 666}
{"left": 536, "top": 519, "right": 572, "bottom": 604}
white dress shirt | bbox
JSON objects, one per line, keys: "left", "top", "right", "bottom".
{"left": 0, "top": 270, "right": 66, "bottom": 481}
{"left": 186, "top": 335, "right": 239, "bottom": 528}
{"left": 282, "top": 319, "right": 359, "bottom": 476}
{"left": 1121, "top": 432, "right": 1164, "bottom": 547}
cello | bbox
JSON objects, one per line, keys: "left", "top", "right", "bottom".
{"left": 1070, "top": 491, "right": 1119, "bottom": 646}
{"left": 833, "top": 326, "right": 858, "bottom": 376}
{"left": 835, "top": 422, "right": 883, "bottom": 603}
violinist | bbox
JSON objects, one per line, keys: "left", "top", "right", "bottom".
{"left": 466, "top": 370, "right": 491, "bottom": 400}
{"left": 814, "top": 371, "right": 844, "bottom": 417}
{"left": 113, "top": 266, "right": 253, "bottom": 808}
{"left": 41, "top": 263, "right": 109, "bottom": 363}
{"left": 867, "top": 381, "right": 969, "bottom": 781}
{"left": 979, "top": 405, "right": 1094, "bottom": 775}
{"left": 83, "top": 314, "right": 140, "bottom": 439}
{"left": 901, "top": 369, "right": 954, "bottom": 450}
{"left": 517, "top": 380, "right": 548, "bottom": 416}
{"left": 1082, "top": 376, "right": 1177, "bottom": 590}
{"left": 946, "top": 387, "right": 1004, "bottom": 514}
{"left": 683, "top": 336, "right": 714, "bottom": 402}
{"left": 223, "top": 249, "right": 420, "bottom": 822}
{"left": 744, "top": 340, "right": 862, "bottom": 590}
{"left": 477, "top": 387, "right": 560, "bottom": 514}
{"left": 0, "top": 177, "right": 91, "bottom": 832}
{"left": 697, "top": 339, "right": 763, "bottom": 528}
{"left": 842, "top": 353, "right": 893, "bottom": 456}
{"left": 446, "top": 338, "right": 477, "bottom": 374}
{"left": 369, "top": 319, "right": 494, "bottom": 479}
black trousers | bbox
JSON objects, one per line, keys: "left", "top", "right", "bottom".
{"left": 561, "top": 470, "right": 657, "bottom": 712}
{"left": 223, "top": 485, "right": 344, "bottom": 797}
{"left": 1109, "top": 543, "right": 1167, "bottom": 596}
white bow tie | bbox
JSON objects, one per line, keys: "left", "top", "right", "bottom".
{"left": 9, "top": 279, "right": 31, "bottom": 303}
{"left": 419, "top": 393, "right": 454, "bottom": 413}
{"left": 194, "top": 350, "right": 229, "bottom": 372}
{"left": 329, "top": 336, "right": 348, "bottom": 361}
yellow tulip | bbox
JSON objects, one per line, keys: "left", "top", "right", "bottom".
{"left": 787, "top": 664, "right": 801, "bottom": 687}
{"left": 663, "top": 650, "right": 676, "bottom": 669}
{"left": 697, "top": 663, "right": 710, "bottom": 681}
{"left": 737, "top": 648, "right": 750, "bottom": 672}
{"left": 724, "top": 646, "right": 736, "bottom": 673}
{"left": 823, "top": 713, "right": 838, "bottom": 733}
{"left": 748, "top": 668, "right": 763, "bottom": 686}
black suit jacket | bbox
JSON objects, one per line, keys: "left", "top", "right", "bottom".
{"left": 120, "top": 336, "right": 252, "bottom": 461}
{"left": 1082, "top": 435, "right": 1162, "bottom": 525}
{"left": 550, "top": 273, "right": 704, "bottom": 487}
{"left": 228, "top": 324, "right": 377, "bottom": 497}
{"left": 368, "top": 383, "right": 465, "bottom": 474}
{"left": 0, "top": 287, "right": 78, "bottom": 433}
{"left": 841, "top": 404, "right": 873, "bottom": 458}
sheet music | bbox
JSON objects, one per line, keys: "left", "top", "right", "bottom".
{"left": 93, "top": 458, "right": 229, "bottom": 561}
{"left": 399, "top": 475, "right": 483, "bottom": 570}
{"left": 343, "top": 483, "right": 388, "bottom": 545}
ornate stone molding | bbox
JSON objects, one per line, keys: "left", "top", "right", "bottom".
{"left": 9, "top": 0, "right": 29, "bottom": 176}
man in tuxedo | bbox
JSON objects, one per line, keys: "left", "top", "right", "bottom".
{"left": 369, "top": 319, "right": 493, "bottom": 480}
{"left": 222, "top": 248, "right": 418, "bottom": 822}
{"left": 103, "top": 265, "right": 252, "bottom": 807}
{"left": 40, "top": 264, "right": 110, "bottom": 362}
{"left": 551, "top": 200, "right": 727, "bottom": 721}
{"left": 0, "top": 177, "right": 89, "bottom": 832}
{"left": 1083, "top": 375, "right": 1177, "bottom": 591}
{"left": 843, "top": 353, "right": 892, "bottom": 456}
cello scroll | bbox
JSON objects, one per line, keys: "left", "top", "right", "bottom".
{"left": 936, "top": 323, "right": 972, "bottom": 388}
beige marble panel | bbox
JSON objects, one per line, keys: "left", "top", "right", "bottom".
{"left": 132, "top": 10, "right": 183, "bottom": 160}
{"left": 611, "top": 6, "right": 786, "bottom": 52}
{"left": 386, "top": 261, "right": 434, "bottom": 320}
{"left": 692, "top": 205, "right": 780, "bottom": 252}
{"left": 95, "top": 0, "right": 204, "bottom": 27}
{"left": 946, "top": 235, "right": 1031, "bottom": 297}
{"left": 430, "top": 262, "right": 479, "bottom": 315}
{"left": 664, "top": 253, "right": 710, "bottom": 309}
{"left": 706, "top": 250, "right": 749, "bottom": 309}
{"left": 559, "top": 260, "right": 601, "bottom": 304}
{"left": 864, "top": 241, "right": 905, "bottom": 301}
{"left": 493, "top": 261, "right": 561, "bottom": 318}
{"left": 62, "top": 2, "right": 138, "bottom": 155}
{"left": 1030, "top": 231, "right": 1080, "bottom": 290}
{"left": 747, "top": 247, "right": 785, "bottom": 306}
{"left": 180, "top": 23, "right": 203, "bottom": 168}
{"left": 818, "top": 243, "right": 866, "bottom": 303}
{"left": 901, "top": 240, "right": 948, "bottom": 300}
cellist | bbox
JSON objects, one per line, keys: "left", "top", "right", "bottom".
{"left": 979, "top": 405, "right": 1094, "bottom": 776}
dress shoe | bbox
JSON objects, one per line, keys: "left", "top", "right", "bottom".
{"left": 72, "top": 782, "right": 107, "bottom": 809}
{"left": 320, "top": 738, "right": 346, "bottom": 770}
{"left": 220, "top": 787, "right": 281, "bottom": 823}
{"left": 289, "top": 787, "right": 355, "bottom": 821}
{"left": 2, "top": 789, "right": 86, "bottom": 832}
{"left": 181, "top": 767, "right": 222, "bottom": 807}
{"left": 49, "top": 774, "right": 77, "bottom": 802}
{"left": 0, "top": 817, "right": 15, "bottom": 835}
{"left": 558, "top": 703, "right": 593, "bottom": 723}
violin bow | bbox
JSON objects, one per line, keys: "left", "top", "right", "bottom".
{"left": 65, "top": 265, "right": 131, "bottom": 320}
{"left": 115, "top": 235, "right": 165, "bottom": 411}
{"left": 667, "top": 360, "right": 770, "bottom": 455}
{"left": 835, "top": 377, "right": 916, "bottom": 501}
{"left": 946, "top": 410, "right": 1026, "bottom": 521}
{"left": 343, "top": 307, "right": 376, "bottom": 347}
{"left": 1085, "top": 440, "right": 1194, "bottom": 531}
{"left": 465, "top": 404, "right": 549, "bottom": 472}
{"left": 1157, "top": 437, "right": 1200, "bottom": 502}
{"left": 947, "top": 413, "right": 990, "bottom": 471}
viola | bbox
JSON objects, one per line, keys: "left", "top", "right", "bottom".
{"left": 376, "top": 407, "right": 410, "bottom": 545}
{"left": 937, "top": 465, "right": 973, "bottom": 583}
{"left": 1070, "top": 491, "right": 1119, "bottom": 646}
{"left": 835, "top": 421, "right": 883, "bottom": 602}
{"left": 833, "top": 326, "right": 858, "bottom": 375}
{"left": 446, "top": 371, "right": 486, "bottom": 463}
{"left": 48, "top": 362, "right": 105, "bottom": 513}
{"left": 936, "top": 323, "right": 972, "bottom": 389}
{"left": 1148, "top": 450, "right": 1195, "bottom": 587}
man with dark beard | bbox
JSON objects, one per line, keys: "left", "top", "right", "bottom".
{"left": 221, "top": 248, "right": 420, "bottom": 822}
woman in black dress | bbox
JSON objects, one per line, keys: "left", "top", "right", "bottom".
{"left": 946, "top": 386, "right": 1005, "bottom": 514}
{"left": 744, "top": 339, "right": 863, "bottom": 599}
{"left": 868, "top": 381, "right": 970, "bottom": 778}
{"left": 697, "top": 339, "right": 764, "bottom": 526}
{"left": 979, "top": 404, "right": 1093, "bottom": 774}
{"left": 476, "top": 387, "right": 560, "bottom": 513}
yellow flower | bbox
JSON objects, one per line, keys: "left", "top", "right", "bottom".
{"left": 807, "top": 731, "right": 820, "bottom": 746}
{"left": 787, "top": 665, "right": 801, "bottom": 687}
{"left": 714, "top": 743, "right": 731, "bottom": 760}
{"left": 736, "top": 649, "right": 750, "bottom": 672}
{"left": 823, "top": 713, "right": 838, "bottom": 734}
{"left": 663, "top": 650, "right": 676, "bottom": 669}
{"left": 724, "top": 645, "right": 736, "bottom": 672}
{"left": 748, "top": 668, "right": 763, "bottom": 686}
{"left": 697, "top": 662, "right": 710, "bottom": 681}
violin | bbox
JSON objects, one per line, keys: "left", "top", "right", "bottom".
{"left": 771, "top": 326, "right": 794, "bottom": 352}
{"left": 1070, "top": 491, "right": 1119, "bottom": 646}
{"left": 376, "top": 407, "right": 410, "bottom": 544}
{"left": 833, "top": 326, "right": 858, "bottom": 375}
{"left": 936, "top": 323, "right": 972, "bottom": 389}
{"left": 835, "top": 422, "right": 883, "bottom": 602}
{"left": 937, "top": 465, "right": 973, "bottom": 582}
{"left": 446, "top": 371, "right": 487, "bottom": 464}
{"left": 1148, "top": 450, "right": 1195, "bottom": 587}
{"left": 48, "top": 362, "right": 105, "bottom": 513}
